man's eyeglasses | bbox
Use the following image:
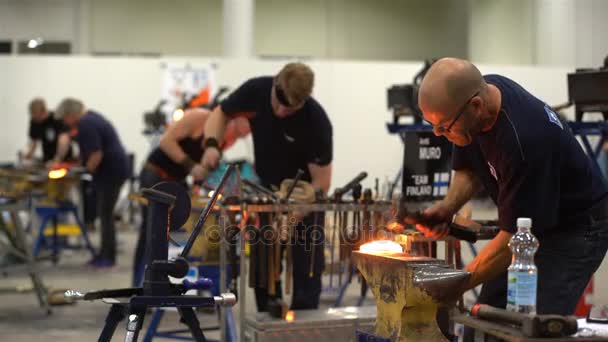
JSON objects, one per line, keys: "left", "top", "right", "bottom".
{"left": 424, "top": 90, "right": 479, "bottom": 134}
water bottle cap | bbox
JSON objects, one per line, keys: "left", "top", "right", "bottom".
{"left": 517, "top": 217, "right": 532, "bottom": 228}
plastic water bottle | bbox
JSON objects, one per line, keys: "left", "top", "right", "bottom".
{"left": 506, "top": 218, "right": 539, "bottom": 314}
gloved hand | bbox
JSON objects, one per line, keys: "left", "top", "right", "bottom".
{"left": 275, "top": 179, "right": 315, "bottom": 204}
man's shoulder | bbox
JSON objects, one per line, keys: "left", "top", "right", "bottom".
{"left": 78, "top": 111, "right": 101, "bottom": 129}
{"left": 303, "top": 98, "right": 332, "bottom": 130}
{"left": 242, "top": 76, "right": 273, "bottom": 90}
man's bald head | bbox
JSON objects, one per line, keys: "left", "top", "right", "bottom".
{"left": 418, "top": 58, "right": 484, "bottom": 117}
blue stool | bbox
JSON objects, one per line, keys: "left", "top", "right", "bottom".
{"left": 32, "top": 201, "right": 96, "bottom": 261}
{"left": 144, "top": 265, "right": 237, "bottom": 342}
{"left": 355, "top": 330, "right": 390, "bottom": 342}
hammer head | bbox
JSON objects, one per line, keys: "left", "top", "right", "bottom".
{"left": 522, "top": 315, "right": 579, "bottom": 338}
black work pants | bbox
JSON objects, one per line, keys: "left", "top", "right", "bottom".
{"left": 94, "top": 178, "right": 125, "bottom": 263}
{"left": 253, "top": 211, "right": 325, "bottom": 312}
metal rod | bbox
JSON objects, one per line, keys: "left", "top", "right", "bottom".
{"left": 242, "top": 179, "right": 278, "bottom": 201}
{"left": 220, "top": 208, "right": 227, "bottom": 342}
{"left": 180, "top": 163, "right": 235, "bottom": 258}
{"left": 283, "top": 169, "right": 304, "bottom": 202}
{"left": 237, "top": 166, "right": 247, "bottom": 342}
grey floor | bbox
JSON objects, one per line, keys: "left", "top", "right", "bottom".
{"left": 0, "top": 228, "right": 375, "bottom": 342}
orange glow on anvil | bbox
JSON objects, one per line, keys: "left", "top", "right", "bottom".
{"left": 48, "top": 168, "right": 68, "bottom": 179}
{"left": 359, "top": 240, "right": 403, "bottom": 254}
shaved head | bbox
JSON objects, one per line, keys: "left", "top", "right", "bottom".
{"left": 418, "top": 57, "right": 484, "bottom": 116}
{"left": 417, "top": 58, "right": 499, "bottom": 147}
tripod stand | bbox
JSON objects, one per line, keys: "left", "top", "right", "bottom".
{"left": 66, "top": 165, "right": 237, "bottom": 342}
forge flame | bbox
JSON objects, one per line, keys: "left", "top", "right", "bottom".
{"left": 48, "top": 168, "right": 68, "bottom": 179}
{"left": 359, "top": 240, "right": 403, "bottom": 254}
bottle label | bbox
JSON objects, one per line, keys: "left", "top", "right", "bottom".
{"left": 507, "top": 272, "right": 537, "bottom": 306}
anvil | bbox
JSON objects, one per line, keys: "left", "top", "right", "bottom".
{"left": 352, "top": 251, "right": 470, "bottom": 342}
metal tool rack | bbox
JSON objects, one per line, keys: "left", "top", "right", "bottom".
{"left": 191, "top": 198, "right": 394, "bottom": 342}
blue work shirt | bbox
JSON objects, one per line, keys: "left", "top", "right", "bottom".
{"left": 77, "top": 110, "right": 130, "bottom": 184}
{"left": 453, "top": 75, "right": 607, "bottom": 236}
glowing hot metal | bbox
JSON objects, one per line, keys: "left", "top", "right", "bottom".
{"left": 359, "top": 240, "right": 403, "bottom": 254}
{"left": 48, "top": 168, "right": 68, "bottom": 179}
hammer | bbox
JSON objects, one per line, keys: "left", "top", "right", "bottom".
{"left": 471, "top": 304, "right": 579, "bottom": 338}
{"left": 387, "top": 203, "right": 479, "bottom": 243}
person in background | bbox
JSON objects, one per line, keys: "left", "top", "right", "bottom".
{"left": 202, "top": 63, "right": 333, "bottom": 311}
{"left": 56, "top": 98, "right": 131, "bottom": 269}
{"left": 23, "top": 98, "right": 73, "bottom": 165}
{"left": 132, "top": 107, "right": 250, "bottom": 286}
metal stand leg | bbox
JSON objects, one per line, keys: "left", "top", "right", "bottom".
{"left": 71, "top": 206, "right": 96, "bottom": 258}
{"left": 99, "top": 304, "right": 127, "bottom": 342}
{"left": 142, "top": 309, "right": 164, "bottom": 342}
{"left": 124, "top": 308, "right": 147, "bottom": 342}
{"left": 220, "top": 209, "right": 227, "bottom": 342}
{"left": 10, "top": 210, "right": 50, "bottom": 314}
{"left": 51, "top": 215, "right": 59, "bottom": 264}
{"left": 32, "top": 214, "right": 51, "bottom": 258}
{"left": 238, "top": 213, "right": 247, "bottom": 342}
{"left": 225, "top": 308, "right": 237, "bottom": 342}
{"left": 178, "top": 307, "right": 207, "bottom": 342}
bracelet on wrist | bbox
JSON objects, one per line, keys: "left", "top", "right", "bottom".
{"left": 203, "top": 137, "right": 220, "bottom": 150}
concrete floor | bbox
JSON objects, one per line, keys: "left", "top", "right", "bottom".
{"left": 0, "top": 228, "right": 375, "bottom": 341}
{"left": 1, "top": 230, "right": 227, "bottom": 341}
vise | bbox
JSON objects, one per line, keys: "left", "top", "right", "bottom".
{"left": 352, "top": 250, "right": 470, "bottom": 342}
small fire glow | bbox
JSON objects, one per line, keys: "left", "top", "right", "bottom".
{"left": 207, "top": 190, "right": 222, "bottom": 200}
{"left": 386, "top": 221, "right": 404, "bottom": 231}
{"left": 285, "top": 310, "right": 295, "bottom": 322}
{"left": 172, "top": 109, "right": 185, "bottom": 121}
{"left": 359, "top": 240, "right": 403, "bottom": 254}
{"left": 48, "top": 168, "right": 68, "bottom": 179}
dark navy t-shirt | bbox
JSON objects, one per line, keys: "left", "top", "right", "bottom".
{"left": 220, "top": 76, "right": 333, "bottom": 188}
{"left": 29, "top": 112, "right": 74, "bottom": 162}
{"left": 453, "top": 75, "right": 607, "bottom": 236}
{"left": 77, "top": 111, "right": 130, "bottom": 183}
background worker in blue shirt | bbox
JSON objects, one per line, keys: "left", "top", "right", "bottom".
{"left": 56, "top": 98, "right": 131, "bottom": 269}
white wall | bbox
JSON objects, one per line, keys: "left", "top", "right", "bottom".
{"left": 469, "top": 0, "right": 608, "bottom": 68}
{"left": 468, "top": 0, "right": 536, "bottom": 65}
{"left": 535, "top": 0, "right": 608, "bottom": 68}
{"left": 255, "top": 0, "right": 469, "bottom": 60}
{"left": 90, "top": 0, "right": 223, "bottom": 56}
{"left": 0, "top": 0, "right": 79, "bottom": 51}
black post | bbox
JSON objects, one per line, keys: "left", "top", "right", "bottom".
{"left": 142, "top": 188, "right": 176, "bottom": 296}
{"left": 180, "top": 164, "right": 235, "bottom": 258}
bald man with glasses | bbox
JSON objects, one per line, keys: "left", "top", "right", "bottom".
{"left": 414, "top": 58, "right": 608, "bottom": 325}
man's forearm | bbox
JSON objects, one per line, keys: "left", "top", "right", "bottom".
{"left": 441, "top": 169, "right": 482, "bottom": 214}
{"left": 464, "top": 230, "right": 513, "bottom": 290}
{"left": 86, "top": 151, "right": 103, "bottom": 173}
{"left": 204, "top": 107, "right": 229, "bottom": 143}
{"left": 53, "top": 134, "right": 71, "bottom": 162}
{"left": 25, "top": 141, "right": 37, "bottom": 159}
{"left": 309, "top": 163, "right": 331, "bottom": 195}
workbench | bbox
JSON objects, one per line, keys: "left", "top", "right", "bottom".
{"left": 454, "top": 315, "right": 608, "bottom": 341}
{"left": 0, "top": 197, "right": 50, "bottom": 314}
